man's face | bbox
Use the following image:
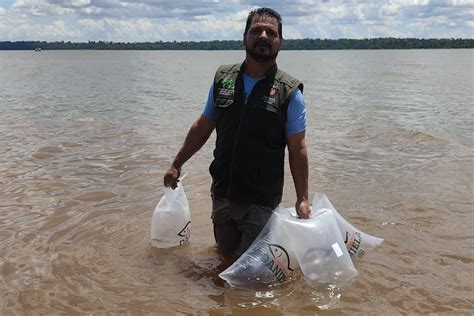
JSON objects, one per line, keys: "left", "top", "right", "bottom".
{"left": 244, "top": 15, "right": 282, "bottom": 63}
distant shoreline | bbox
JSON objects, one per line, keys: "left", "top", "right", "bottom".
{"left": 1, "top": 38, "right": 473, "bottom": 50}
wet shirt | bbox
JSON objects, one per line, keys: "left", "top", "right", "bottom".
{"left": 202, "top": 73, "right": 306, "bottom": 136}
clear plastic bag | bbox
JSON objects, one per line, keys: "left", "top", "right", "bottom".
{"left": 312, "top": 193, "right": 384, "bottom": 259}
{"left": 274, "top": 207, "right": 358, "bottom": 284}
{"left": 150, "top": 183, "right": 191, "bottom": 248}
{"left": 218, "top": 213, "right": 298, "bottom": 289}
{"left": 219, "top": 193, "right": 383, "bottom": 288}
{"left": 219, "top": 207, "right": 358, "bottom": 288}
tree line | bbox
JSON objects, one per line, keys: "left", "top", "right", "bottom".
{"left": 1, "top": 38, "right": 472, "bottom": 50}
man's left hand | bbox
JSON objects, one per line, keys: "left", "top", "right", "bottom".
{"left": 295, "top": 198, "right": 311, "bottom": 219}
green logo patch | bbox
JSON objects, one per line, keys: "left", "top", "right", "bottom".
{"left": 222, "top": 77, "right": 235, "bottom": 90}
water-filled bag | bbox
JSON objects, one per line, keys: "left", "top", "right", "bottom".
{"left": 150, "top": 183, "right": 191, "bottom": 248}
{"left": 312, "top": 193, "right": 384, "bottom": 259}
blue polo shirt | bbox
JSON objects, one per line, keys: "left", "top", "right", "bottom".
{"left": 202, "top": 73, "right": 306, "bottom": 136}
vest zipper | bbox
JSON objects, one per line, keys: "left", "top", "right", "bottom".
{"left": 225, "top": 76, "right": 268, "bottom": 200}
{"left": 226, "top": 91, "right": 248, "bottom": 199}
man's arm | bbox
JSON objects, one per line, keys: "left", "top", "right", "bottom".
{"left": 164, "top": 115, "right": 215, "bottom": 188}
{"left": 287, "top": 130, "right": 310, "bottom": 218}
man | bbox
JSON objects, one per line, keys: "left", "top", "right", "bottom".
{"left": 164, "top": 7, "right": 310, "bottom": 257}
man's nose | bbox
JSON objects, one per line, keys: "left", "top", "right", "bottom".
{"left": 258, "top": 30, "right": 268, "bottom": 40}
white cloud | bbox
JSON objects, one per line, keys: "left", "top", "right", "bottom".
{"left": 70, "top": 0, "right": 91, "bottom": 7}
{"left": 12, "top": 0, "right": 74, "bottom": 16}
{"left": 284, "top": 26, "right": 303, "bottom": 39}
{"left": 78, "top": 6, "right": 102, "bottom": 15}
{"left": 1, "top": 0, "right": 472, "bottom": 40}
{"left": 1, "top": 17, "right": 84, "bottom": 40}
{"left": 78, "top": 12, "right": 245, "bottom": 42}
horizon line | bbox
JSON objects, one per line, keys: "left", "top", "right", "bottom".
{"left": 2, "top": 37, "right": 474, "bottom": 43}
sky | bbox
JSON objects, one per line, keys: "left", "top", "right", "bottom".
{"left": 0, "top": 0, "right": 472, "bottom": 42}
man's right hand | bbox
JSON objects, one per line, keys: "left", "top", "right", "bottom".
{"left": 164, "top": 165, "right": 181, "bottom": 189}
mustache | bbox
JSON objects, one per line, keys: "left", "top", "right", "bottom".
{"left": 254, "top": 41, "right": 271, "bottom": 49}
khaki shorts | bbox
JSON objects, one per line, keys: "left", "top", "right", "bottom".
{"left": 211, "top": 196, "right": 273, "bottom": 257}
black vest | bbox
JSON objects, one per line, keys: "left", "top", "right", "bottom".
{"left": 210, "top": 62, "right": 303, "bottom": 208}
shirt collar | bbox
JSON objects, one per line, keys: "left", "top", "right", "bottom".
{"left": 240, "top": 62, "right": 278, "bottom": 80}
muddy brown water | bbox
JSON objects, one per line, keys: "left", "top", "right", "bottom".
{"left": 1, "top": 50, "right": 473, "bottom": 314}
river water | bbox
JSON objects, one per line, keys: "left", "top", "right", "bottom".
{"left": 0, "top": 49, "right": 472, "bottom": 314}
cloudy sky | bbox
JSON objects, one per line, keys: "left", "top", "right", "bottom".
{"left": 0, "top": 0, "right": 472, "bottom": 42}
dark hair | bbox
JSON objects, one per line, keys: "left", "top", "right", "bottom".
{"left": 244, "top": 7, "right": 283, "bottom": 39}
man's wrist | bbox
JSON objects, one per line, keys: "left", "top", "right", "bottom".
{"left": 171, "top": 160, "right": 182, "bottom": 172}
{"left": 297, "top": 195, "right": 309, "bottom": 203}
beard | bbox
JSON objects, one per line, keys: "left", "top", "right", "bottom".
{"left": 245, "top": 41, "right": 279, "bottom": 63}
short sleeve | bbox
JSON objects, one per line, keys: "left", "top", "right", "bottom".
{"left": 202, "top": 83, "right": 215, "bottom": 119}
{"left": 286, "top": 89, "right": 306, "bottom": 135}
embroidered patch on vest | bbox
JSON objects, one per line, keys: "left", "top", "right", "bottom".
{"left": 269, "top": 83, "right": 280, "bottom": 96}
{"left": 261, "top": 83, "right": 280, "bottom": 112}
{"left": 264, "top": 84, "right": 279, "bottom": 105}
{"left": 222, "top": 77, "right": 235, "bottom": 90}
{"left": 262, "top": 95, "right": 276, "bottom": 105}
{"left": 218, "top": 77, "right": 235, "bottom": 98}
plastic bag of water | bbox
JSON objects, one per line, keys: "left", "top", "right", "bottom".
{"left": 219, "top": 207, "right": 359, "bottom": 288}
{"left": 218, "top": 212, "right": 298, "bottom": 289}
{"left": 276, "top": 207, "right": 358, "bottom": 284}
{"left": 219, "top": 194, "right": 383, "bottom": 288}
{"left": 312, "top": 193, "right": 384, "bottom": 259}
{"left": 150, "top": 183, "right": 191, "bottom": 248}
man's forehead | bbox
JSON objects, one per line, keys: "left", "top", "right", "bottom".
{"left": 250, "top": 14, "right": 278, "bottom": 28}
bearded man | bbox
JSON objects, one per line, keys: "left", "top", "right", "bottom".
{"left": 164, "top": 7, "right": 310, "bottom": 257}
